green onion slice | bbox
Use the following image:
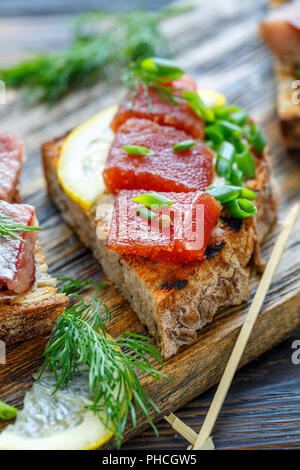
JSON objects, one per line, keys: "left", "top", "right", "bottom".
{"left": 225, "top": 198, "right": 257, "bottom": 218}
{"left": 140, "top": 57, "right": 184, "bottom": 80}
{"left": 136, "top": 206, "right": 157, "bottom": 221}
{"left": 0, "top": 400, "right": 18, "bottom": 420}
{"left": 229, "top": 167, "right": 244, "bottom": 187}
{"left": 230, "top": 109, "right": 248, "bottom": 126}
{"left": 131, "top": 192, "right": 175, "bottom": 208}
{"left": 207, "top": 185, "right": 241, "bottom": 203}
{"left": 219, "top": 120, "right": 243, "bottom": 137}
{"left": 173, "top": 139, "right": 196, "bottom": 151}
{"left": 246, "top": 124, "right": 267, "bottom": 154}
{"left": 207, "top": 184, "right": 257, "bottom": 203}
{"left": 122, "top": 145, "right": 154, "bottom": 156}
{"left": 235, "top": 145, "right": 255, "bottom": 178}
{"left": 218, "top": 141, "right": 235, "bottom": 162}
{"left": 216, "top": 157, "right": 231, "bottom": 179}
{"left": 182, "top": 90, "right": 215, "bottom": 122}
{"left": 205, "top": 124, "right": 224, "bottom": 145}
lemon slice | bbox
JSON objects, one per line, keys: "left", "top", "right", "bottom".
{"left": 0, "top": 354, "right": 125, "bottom": 450}
{"left": 198, "top": 89, "right": 226, "bottom": 109}
{"left": 57, "top": 105, "right": 117, "bottom": 211}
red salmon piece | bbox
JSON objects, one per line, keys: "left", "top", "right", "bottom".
{"left": 0, "top": 200, "right": 36, "bottom": 295}
{"left": 103, "top": 118, "right": 214, "bottom": 194}
{"left": 110, "top": 75, "right": 205, "bottom": 139}
{"left": 106, "top": 190, "right": 221, "bottom": 264}
{"left": 0, "top": 133, "right": 23, "bottom": 202}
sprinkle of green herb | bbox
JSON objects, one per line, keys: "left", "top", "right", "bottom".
{"left": 131, "top": 192, "right": 175, "bottom": 208}
{"left": 205, "top": 124, "right": 224, "bottom": 145}
{"left": 0, "top": 400, "right": 18, "bottom": 420}
{"left": 234, "top": 142, "right": 256, "bottom": 178}
{"left": 56, "top": 276, "right": 108, "bottom": 296}
{"left": 122, "top": 145, "right": 154, "bottom": 156}
{"left": 41, "top": 279, "right": 169, "bottom": 448}
{"left": 173, "top": 139, "right": 196, "bottom": 151}
{"left": 225, "top": 198, "right": 257, "bottom": 218}
{"left": 182, "top": 90, "right": 215, "bottom": 122}
{"left": 0, "top": 216, "right": 41, "bottom": 243}
{"left": 136, "top": 206, "right": 157, "bottom": 221}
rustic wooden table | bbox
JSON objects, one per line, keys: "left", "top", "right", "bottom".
{"left": 0, "top": 0, "right": 299, "bottom": 450}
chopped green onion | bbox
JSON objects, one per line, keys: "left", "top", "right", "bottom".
{"left": 207, "top": 184, "right": 257, "bottom": 203}
{"left": 239, "top": 187, "right": 257, "bottom": 200}
{"left": 214, "top": 105, "right": 240, "bottom": 120}
{"left": 131, "top": 192, "right": 175, "bottom": 208}
{"left": 229, "top": 167, "right": 244, "bottom": 186}
{"left": 225, "top": 198, "right": 257, "bottom": 218}
{"left": 207, "top": 185, "right": 241, "bottom": 203}
{"left": 246, "top": 124, "right": 267, "bottom": 154}
{"left": 183, "top": 90, "right": 215, "bottom": 122}
{"left": 136, "top": 206, "right": 157, "bottom": 221}
{"left": 173, "top": 139, "right": 196, "bottom": 151}
{"left": 230, "top": 109, "right": 248, "bottom": 126}
{"left": 140, "top": 57, "right": 184, "bottom": 80}
{"left": 122, "top": 145, "right": 154, "bottom": 156}
{"left": 219, "top": 120, "right": 244, "bottom": 137}
{"left": 0, "top": 400, "right": 18, "bottom": 420}
{"left": 216, "top": 141, "right": 235, "bottom": 179}
{"left": 205, "top": 124, "right": 224, "bottom": 145}
{"left": 219, "top": 141, "right": 235, "bottom": 162}
{"left": 235, "top": 143, "right": 256, "bottom": 178}
{"left": 216, "top": 157, "right": 231, "bottom": 179}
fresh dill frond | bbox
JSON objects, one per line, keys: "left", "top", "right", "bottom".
{"left": 42, "top": 279, "right": 169, "bottom": 447}
{"left": 56, "top": 275, "right": 108, "bottom": 296}
{"left": 0, "top": 7, "right": 192, "bottom": 104}
{"left": 0, "top": 216, "right": 41, "bottom": 243}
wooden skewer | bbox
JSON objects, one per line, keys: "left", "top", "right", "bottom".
{"left": 192, "top": 203, "right": 299, "bottom": 450}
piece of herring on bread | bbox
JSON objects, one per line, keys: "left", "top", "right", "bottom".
{"left": 0, "top": 240, "right": 68, "bottom": 346}
{"left": 42, "top": 136, "right": 277, "bottom": 358}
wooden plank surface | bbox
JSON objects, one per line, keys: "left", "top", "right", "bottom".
{"left": 0, "top": 0, "right": 300, "bottom": 450}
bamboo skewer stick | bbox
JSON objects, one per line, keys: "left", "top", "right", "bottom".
{"left": 192, "top": 203, "right": 299, "bottom": 450}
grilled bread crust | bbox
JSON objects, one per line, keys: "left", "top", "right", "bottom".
{"left": 42, "top": 135, "right": 277, "bottom": 358}
{"left": 274, "top": 61, "right": 300, "bottom": 149}
{"left": 0, "top": 243, "right": 68, "bottom": 346}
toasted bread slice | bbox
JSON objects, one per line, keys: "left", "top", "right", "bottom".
{"left": 42, "top": 135, "right": 277, "bottom": 358}
{"left": 0, "top": 240, "right": 68, "bottom": 346}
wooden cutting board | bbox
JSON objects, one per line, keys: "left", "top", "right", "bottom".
{"left": 0, "top": 0, "right": 299, "bottom": 449}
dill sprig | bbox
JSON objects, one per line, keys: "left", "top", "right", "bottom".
{"left": 41, "top": 277, "right": 169, "bottom": 447}
{"left": 0, "top": 6, "right": 192, "bottom": 104}
{"left": 0, "top": 216, "right": 41, "bottom": 242}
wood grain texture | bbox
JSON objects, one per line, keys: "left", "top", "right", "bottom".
{"left": 0, "top": 0, "right": 299, "bottom": 450}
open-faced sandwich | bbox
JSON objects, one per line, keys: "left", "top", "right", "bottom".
{"left": 260, "top": 0, "right": 300, "bottom": 148}
{"left": 42, "top": 57, "right": 277, "bottom": 358}
{"left": 0, "top": 132, "right": 68, "bottom": 345}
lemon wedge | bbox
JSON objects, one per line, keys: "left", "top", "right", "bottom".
{"left": 57, "top": 105, "right": 117, "bottom": 211}
{"left": 198, "top": 89, "right": 226, "bottom": 109}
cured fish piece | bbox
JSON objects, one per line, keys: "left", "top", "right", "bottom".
{"left": 0, "top": 200, "right": 37, "bottom": 295}
{"left": 110, "top": 75, "right": 205, "bottom": 139}
{"left": 260, "top": 2, "right": 300, "bottom": 63}
{"left": 103, "top": 118, "right": 214, "bottom": 194}
{"left": 0, "top": 133, "right": 23, "bottom": 202}
{"left": 106, "top": 190, "right": 221, "bottom": 264}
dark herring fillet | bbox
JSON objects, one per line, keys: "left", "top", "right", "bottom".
{"left": 0, "top": 200, "right": 37, "bottom": 295}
